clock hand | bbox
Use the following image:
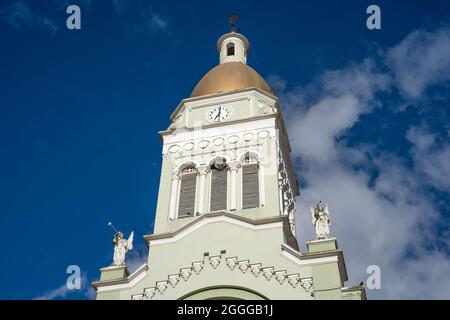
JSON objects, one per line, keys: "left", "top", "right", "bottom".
{"left": 214, "top": 109, "right": 220, "bottom": 121}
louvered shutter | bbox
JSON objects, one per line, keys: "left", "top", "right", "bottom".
{"left": 243, "top": 164, "right": 259, "bottom": 209}
{"left": 210, "top": 168, "right": 227, "bottom": 211}
{"left": 178, "top": 173, "right": 196, "bottom": 217}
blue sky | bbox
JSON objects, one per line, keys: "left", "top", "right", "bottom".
{"left": 0, "top": 0, "right": 449, "bottom": 299}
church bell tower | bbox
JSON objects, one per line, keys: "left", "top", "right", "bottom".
{"left": 92, "top": 23, "right": 366, "bottom": 300}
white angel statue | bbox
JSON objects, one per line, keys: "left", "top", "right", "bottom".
{"left": 310, "top": 201, "right": 331, "bottom": 239}
{"left": 112, "top": 230, "right": 134, "bottom": 266}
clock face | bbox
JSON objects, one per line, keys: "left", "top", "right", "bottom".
{"left": 206, "top": 106, "right": 233, "bottom": 123}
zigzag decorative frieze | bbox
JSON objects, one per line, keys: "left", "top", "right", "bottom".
{"left": 130, "top": 252, "right": 314, "bottom": 300}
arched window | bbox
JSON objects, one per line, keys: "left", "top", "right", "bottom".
{"left": 226, "top": 42, "right": 235, "bottom": 56}
{"left": 242, "top": 155, "right": 259, "bottom": 209}
{"left": 178, "top": 167, "right": 197, "bottom": 218}
{"left": 210, "top": 158, "right": 227, "bottom": 211}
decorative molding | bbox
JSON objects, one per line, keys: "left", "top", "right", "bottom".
{"left": 129, "top": 252, "right": 314, "bottom": 299}
{"left": 226, "top": 257, "right": 238, "bottom": 270}
{"left": 250, "top": 263, "right": 262, "bottom": 277}
{"left": 209, "top": 256, "right": 221, "bottom": 269}
{"left": 168, "top": 275, "right": 180, "bottom": 288}
{"left": 180, "top": 268, "right": 192, "bottom": 281}
{"left": 156, "top": 281, "right": 168, "bottom": 294}
{"left": 131, "top": 294, "right": 144, "bottom": 300}
{"left": 262, "top": 267, "right": 274, "bottom": 281}
{"left": 192, "top": 261, "right": 204, "bottom": 275}
{"left": 275, "top": 271, "right": 287, "bottom": 285}
{"left": 287, "top": 274, "right": 300, "bottom": 288}
{"left": 300, "top": 278, "right": 313, "bottom": 292}
{"left": 238, "top": 260, "right": 250, "bottom": 273}
{"left": 144, "top": 287, "right": 156, "bottom": 299}
{"left": 145, "top": 213, "right": 285, "bottom": 246}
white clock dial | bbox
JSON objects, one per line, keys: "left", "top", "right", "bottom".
{"left": 206, "top": 106, "right": 233, "bottom": 123}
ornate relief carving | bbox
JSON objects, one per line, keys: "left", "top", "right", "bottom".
{"left": 278, "top": 147, "right": 297, "bottom": 233}
{"left": 209, "top": 256, "right": 221, "bottom": 269}
{"left": 171, "top": 172, "right": 181, "bottom": 180}
{"left": 300, "top": 278, "right": 313, "bottom": 292}
{"left": 275, "top": 271, "right": 287, "bottom": 285}
{"left": 156, "top": 281, "right": 168, "bottom": 294}
{"left": 192, "top": 261, "right": 204, "bottom": 274}
{"left": 226, "top": 257, "right": 238, "bottom": 270}
{"left": 197, "top": 165, "right": 210, "bottom": 176}
{"left": 168, "top": 274, "right": 180, "bottom": 288}
{"left": 287, "top": 274, "right": 300, "bottom": 288}
{"left": 238, "top": 260, "right": 250, "bottom": 273}
{"left": 144, "top": 287, "right": 156, "bottom": 299}
{"left": 130, "top": 253, "right": 314, "bottom": 299}
{"left": 228, "top": 161, "right": 241, "bottom": 171}
{"left": 250, "top": 263, "right": 262, "bottom": 277}
{"left": 262, "top": 267, "right": 274, "bottom": 281}
{"left": 180, "top": 268, "right": 192, "bottom": 281}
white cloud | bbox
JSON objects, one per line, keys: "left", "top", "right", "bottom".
{"left": 385, "top": 26, "right": 450, "bottom": 99}
{"left": 0, "top": 1, "right": 58, "bottom": 33}
{"left": 33, "top": 274, "right": 91, "bottom": 300}
{"left": 407, "top": 126, "right": 450, "bottom": 192}
{"left": 278, "top": 26, "right": 450, "bottom": 299}
{"left": 283, "top": 59, "right": 390, "bottom": 164}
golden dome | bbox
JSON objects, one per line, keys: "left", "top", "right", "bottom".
{"left": 190, "top": 62, "right": 272, "bottom": 98}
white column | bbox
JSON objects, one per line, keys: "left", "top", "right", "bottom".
{"left": 168, "top": 172, "right": 180, "bottom": 220}
{"left": 197, "top": 166, "right": 209, "bottom": 214}
{"left": 229, "top": 162, "right": 240, "bottom": 211}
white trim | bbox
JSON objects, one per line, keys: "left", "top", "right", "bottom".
{"left": 96, "top": 266, "right": 148, "bottom": 293}
{"left": 198, "top": 172, "right": 206, "bottom": 214}
{"left": 148, "top": 216, "right": 283, "bottom": 246}
{"left": 169, "top": 88, "right": 278, "bottom": 121}
{"left": 174, "top": 177, "right": 181, "bottom": 219}
{"left": 281, "top": 246, "right": 338, "bottom": 267}
{"left": 168, "top": 174, "right": 179, "bottom": 220}
{"left": 259, "top": 162, "right": 265, "bottom": 207}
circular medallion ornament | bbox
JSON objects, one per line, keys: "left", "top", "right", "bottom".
{"left": 198, "top": 140, "right": 210, "bottom": 149}
{"left": 258, "top": 130, "right": 269, "bottom": 139}
{"left": 183, "top": 142, "right": 194, "bottom": 151}
{"left": 168, "top": 145, "right": 180, "bottom": 153}
{"left": 213, "top": 138, "right": 225, "bottom": 146}
{"left": 228, "top": 135, "right": 239, "bottom": 144}
{"left": 243, "top": 133, "right": 254, "bottom": 141}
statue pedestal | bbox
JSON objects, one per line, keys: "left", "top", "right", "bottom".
{"left": 306, "top": 237, "right": 338, "bottom": 253}
{"left": 99, "top": 265, "right": 129, "bottom": 282}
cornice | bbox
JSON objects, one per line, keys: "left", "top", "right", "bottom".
{"left": 144, "top": 211, "right": 288, "bottom": 245}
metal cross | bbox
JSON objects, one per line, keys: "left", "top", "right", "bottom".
{"left": 228, "top": 14, "right": 239, "bottom": 32}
